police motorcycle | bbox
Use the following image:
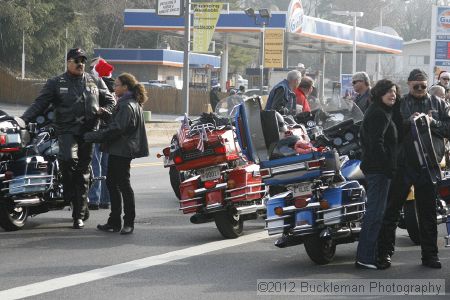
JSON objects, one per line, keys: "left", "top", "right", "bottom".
{"left": 0, "top": 109, "right": 90, "bottom": 231}
{"left": 235, "top": 97, "right": 366, "bottom": 264}
{"left": 160, "top": 95, "right": 267, "bottom": 239}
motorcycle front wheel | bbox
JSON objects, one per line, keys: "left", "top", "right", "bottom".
{"left": 0, "top": 204, "right": 28, "bottom": 231}
{"left": 214, "top": 211, "right": 243, "bottom": 239}
{"left": 304, "top": 233, "right": 336, "bottom": 265}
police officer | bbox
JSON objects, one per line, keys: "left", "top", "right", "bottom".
{"left": 21, "top": 48, "right": 115, "bottom": 229}
{"left": 377, "top": 69, "right": 450, "bottom": 269}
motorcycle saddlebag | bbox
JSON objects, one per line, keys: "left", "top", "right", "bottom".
{"left": 4, "top": 155, "right": 51, "bottom": 195}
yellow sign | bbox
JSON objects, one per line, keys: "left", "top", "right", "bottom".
{"left": 193, "top": 3, "right": 221, "bottom": 53}
{"left": 264, "top": 29, "right": 284, "bottom": 68}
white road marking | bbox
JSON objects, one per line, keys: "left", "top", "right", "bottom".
{"left": 0, "top": 231, "right": 270, "bottom": 300}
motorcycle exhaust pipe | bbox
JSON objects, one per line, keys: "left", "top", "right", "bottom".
{"left": 190, "top": 213, "right": 213, "bottom": 224}
{"left": 321, "top": 227, "right": 361, "bottom": 239}
{"left": 234, "top": 204, "right": 266, "bottom": 215}
{"left": 14, "top": 197, "right": 41, "bottom": 207}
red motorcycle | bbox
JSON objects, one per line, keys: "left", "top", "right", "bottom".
{"left": 160, "top": 96, "right": 266, "bottom": 238}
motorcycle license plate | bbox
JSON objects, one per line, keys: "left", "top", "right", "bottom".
{"left": 199, "top": 166, "right": 221, "bottom": 182}
{"left": 6, "top": 133, "right": 20, "bottom": 144}
{"left": 289, "top": 182, "right": 312, "bottom": 197}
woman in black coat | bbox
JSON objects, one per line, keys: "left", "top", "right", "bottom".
{"left": 84, "top": 72, "right": 149, "bottom": 234}
{"left": 355, "top": 79, "right": 400, "bottom": 269}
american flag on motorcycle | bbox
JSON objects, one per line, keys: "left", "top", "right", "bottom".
{"left": 177, "top": 113, "right": 190, "bottom": 142}
{"left": 197, "top": 125, "right": 208, "bottom": 152}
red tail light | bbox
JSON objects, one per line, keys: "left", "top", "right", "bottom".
{"left": 293, "top": 197, "right": 308, "bottom": 208}
{"left": 174, "top": 156, "right": 183, "bottom": 164}
{"left": 5, "top": 171, "right": 14, "bottom": 180}
{"left": 439, "top": 186, "right": 450, "bottom": 198}
{"left": 162, "top": 147, "right": 170, "bottom": 157}
{"left": 0, "top": 135, "right": 6, "bottom": 145}
{"left": 0, "top": 147, "right": 21, "bottom": 153}
{"left": 306, "top": 159, "right": 323, "bottom": 170}
{"left": 204, "top": 180, "right": 217, "bottom": 189}
{"left": 214, "top": 145, "right": 226, "bottom": 154}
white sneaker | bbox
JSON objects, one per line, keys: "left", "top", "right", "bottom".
{"left": 355, "top": 261, "right": 377, "bottom": 269}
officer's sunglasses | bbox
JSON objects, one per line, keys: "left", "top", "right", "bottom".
{"left": 68, "top": 58, "right": 87, "bottom": 65}
{"left": 412, "top": 84, "right": 427, "bottom": 91}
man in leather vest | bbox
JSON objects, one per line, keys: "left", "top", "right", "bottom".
{"left": 265, "top": 70, "right": 302, "bottom": 116}
{"left": 377, "top": 69, "right": 450, "bottom": 269}
{"left": 21, "top": 48, "right": 115, "bottom": 229}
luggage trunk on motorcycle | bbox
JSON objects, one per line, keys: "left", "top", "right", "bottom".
{"left": 175, "top": 129, "right": 239, "bottom": 171}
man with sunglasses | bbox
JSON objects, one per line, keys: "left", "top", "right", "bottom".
{"left": 351, "top": 72, "right": 371, "bottom": 113}
{"left": 21, "top": 48, "right": 115, "bottom": 229}
{"left": 435, "top": 71, "right": 450, "bottom": 101}
{"left": 377, "top": 69, "right": 450, "bottom": 269}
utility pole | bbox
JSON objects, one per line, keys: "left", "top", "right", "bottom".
{"left": 182, "top": 0, "right": 191, "bottom": 115}
{"left": 21, "top": 30, "right": 25, "bottom": 79}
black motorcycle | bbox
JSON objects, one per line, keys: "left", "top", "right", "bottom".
{"left": 0, "top": 110, "right": 90, "bottom": 231}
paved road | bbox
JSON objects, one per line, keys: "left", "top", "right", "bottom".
{"left": 1, "top": 101, "right": 449, "bottom": 298}
{"left": 0, "top": 149, "right": 449, "bottom": 300}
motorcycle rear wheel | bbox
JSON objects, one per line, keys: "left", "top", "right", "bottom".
{"left": 0, "top": 204, "right": 28, "bottom": 231}
{"left": 214, "top": 211, "right": 243, "bottom": 239}
{"left": 404, "top": 200, "right": 420, "bottom": 245}
{"left": 304, "top": 234, "right": 336, "bottom": 265}
{"left": 169, "top": 166, "right": 182, "bottom": 200}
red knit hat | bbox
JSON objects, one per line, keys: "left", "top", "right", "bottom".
{"left": 94, "top": 59, "right": 114, "bottom": 78}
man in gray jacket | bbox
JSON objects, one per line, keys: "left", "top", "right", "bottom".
{"left": 21, "top": 48, "right": 115, "bottom": 229}
{"left": 352, "top": 72, "right": 371, "bottom": 113}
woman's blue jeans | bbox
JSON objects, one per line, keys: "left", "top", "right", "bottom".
{"left": 356, "top": 174, "right": 391, "bottom": 264}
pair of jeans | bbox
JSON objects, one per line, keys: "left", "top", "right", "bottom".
{"left": 356, "top": 174, "right": 391, "bottom": 264}
{"left": 88, "top": 144, "right": 110, "bottom": 205}
{"left": 58, "top": 134, "right": 93, "bottom": 220}
{"left": 378, "top": 168, "right": 438, "bottom": 259}
{"left": 106, "top": 155, "right": 135, "bottom": 227}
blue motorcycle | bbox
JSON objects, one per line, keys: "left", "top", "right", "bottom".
{"left": 234, "top": 97, "right": 366, "bottom": 264}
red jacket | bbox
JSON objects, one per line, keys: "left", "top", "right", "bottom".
{"left": 294, "top": 88, "right": 311, "bottom": 112}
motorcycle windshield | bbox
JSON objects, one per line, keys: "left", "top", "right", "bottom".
{"left": 308, "top": 96, "right": 323, "bottom": 112}
{"left": 215, "top": 95, "right": 247, "bottom": 118}
{"left": 314, "top": 98, "right": 364, "bottom": 131}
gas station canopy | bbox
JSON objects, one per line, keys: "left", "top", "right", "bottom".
{"left": 123, "top": 9, "right": 403, "bottom": 55}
